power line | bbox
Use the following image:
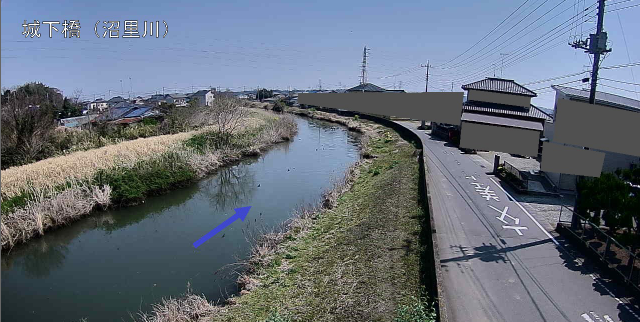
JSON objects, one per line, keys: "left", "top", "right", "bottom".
{"left": 440, "top": 0, "right": 556, "bottom": 70}
{"left": 436, "top": 0, "right": 533, "bottom": 68}
{"left": 522, "top": 71, "right": 587, "bottom": 85}
{"left": 606, "top": 1, "right": 640, "bottom": 12}
{"left": 435, "top": 5, "right": 599, "bottom": 82}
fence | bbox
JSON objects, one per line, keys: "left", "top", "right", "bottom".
{"left": 558, "top": 206, "right": 640, "bottom": 292}
{"left": 503, "top": 160, "right": 529, "bottom": 188}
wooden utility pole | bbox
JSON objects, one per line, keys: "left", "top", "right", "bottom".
{"left": 420, "top": 61, "right": 430, "bottom": 129}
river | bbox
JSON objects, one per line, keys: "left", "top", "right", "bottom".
{"left": 1, "top": 117, "right": 361, "bottom": 322}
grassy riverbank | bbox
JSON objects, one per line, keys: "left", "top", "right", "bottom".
{"left": 139, "top": 110, "right": 435, "bottom": 322}
{"left": 1, "top": 109, "right": 297, "bottom": 250}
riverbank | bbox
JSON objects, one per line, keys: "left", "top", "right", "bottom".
{"left": 1, "top": 109, "right": 297, "bottom": 250}
{"left": 139, "top": 110, "right": 435, "bottom": 322}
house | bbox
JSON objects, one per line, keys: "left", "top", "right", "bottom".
{"left": 346, "top": 83, "right": 387, "bottom": 92}
{"left": 432, "top": 78, "right": 552, "bottom": 148}
{"left": 146, "top": 94, "right": 168, "bottom": 106}
{"left": 59, "top": 114, "right": 98, "bottom": 128}
{"left": 188, "top": 90, "right": 214, "bottom": 107}
{"left": 166, "top": 94, "right": 188, "bottom": 107}
{"left": 133, "top": 96, "right": 146, "bottom": 105}
{"left": 107, "top": 96, "right": 126, "bottom": 107}
{"left": 541, "top": 85, "right": 640, "bottom": 191}
{"left": 89, "top": 99, "right": 109, "bottom": 112}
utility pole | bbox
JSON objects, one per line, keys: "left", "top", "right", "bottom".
{"left": 129, "top": 77, "right": 132, "bottom": 99}
{"left": 318, "top": 79, "right": 322, "bottom": 91}
{"left": 570, "top": 0, "right": 611, "bottom": 104}
{"left": 420, "top": 61, "right": 430, "bottom": 129}
{"left": 360, "top": 46, "right": 370, "bottom": 85}
{"left": 451, "top": 82, "right": 454, "bottom": 92}
{"left": 162, "top": 86, "right": 165, "bottom": 96}
{"left": 568, "top": 0, "right": 611, "bottom": 229}
{"left": 120, "top": 80, "right": 124, "bottom": 96}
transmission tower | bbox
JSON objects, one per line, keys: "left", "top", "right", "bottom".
{"left": 360, "top": 46, "right": 370, "bottom": 85}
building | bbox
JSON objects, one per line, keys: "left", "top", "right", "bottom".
{"left": 88, "top": 98, "right": 109, "bottom": 112}
{"left": 432, "top": 78, "right": 552, "bottom": 152}
{"left": 166, "top": 94, "right": 188, "bottom": 107}
{"left": 59, "top": 114, "right": 98, "bottom": 128}
{"left": 346, "top": 83, "right": 386, "bottom": 92}
{"left": 146, "top": 94, "right": 168, "bottom": 106}
{"left": 107, "top": 96, "right": 126, "bottom": 107}
{"left": 188, "top": 89, "right": 215, "bottom": 107}
{"left": 541, "top": 85, "right": 640, "bottom": 191}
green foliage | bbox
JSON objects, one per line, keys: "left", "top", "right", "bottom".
{"left": 353, "top": 114, "right": 360, "bottom": 121}
{"left": 92, "top": 152, "right": 196, "bottom": 205}
{"left": 578, "top": 172, "right": 638, "bottom": 234}
{"left": 273, "top": 100, "right": 286, "bottom": 112}
{"left": 1, "top": 191, "right": 33, "bottom": 214}
{"left": 142, "top": 117, "right": 159, "bottom": 126}
{"left": 394, "top": 296, "right": 437, "bottom": 322}
{"left": 262, "top": 311, "right": 291, "bottom": 322}
{"left": 256, "top": 89, "right": 273, "bottom": 101}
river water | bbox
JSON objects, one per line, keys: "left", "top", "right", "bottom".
{"left": 1, "top": 117, "right": 361, "bottom": 322}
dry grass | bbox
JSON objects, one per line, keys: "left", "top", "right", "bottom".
{"left": 1, "top": 111, "right": 266, "bottom": 200}
{"left": 135, "top": 292, "right": 219, "bottom": 322}
{"left": 1, "top": 110, "right": 291, "bottom": 250}
{"left": 1, "top": 184, "right": 111, "bottom": 249}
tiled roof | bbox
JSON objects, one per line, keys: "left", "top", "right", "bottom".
{"left": 462, "top": 77, "right": 537, "bottom": 97}
{"left": 346, "top": 83, "right": 386, "bottom": 92}
{"left": 463, "top": 101, "right": 553, "bottom": 122}
{"left": 553, "top": 85, "right": 640, "bottom": 112}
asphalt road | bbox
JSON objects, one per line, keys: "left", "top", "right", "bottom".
{"left": 397, "top": 121, "right": 640, "bottom": 322}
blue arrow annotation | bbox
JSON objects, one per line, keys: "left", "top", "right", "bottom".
{"left": 193, "top": 206, "right": 251, "bottom": 248}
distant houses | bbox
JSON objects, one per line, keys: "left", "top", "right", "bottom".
{"left": 188, "top": 89, "right": 215, "bottom": 107}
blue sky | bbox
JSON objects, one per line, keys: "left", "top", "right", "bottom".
{"left": 2, "top": 0, "right": 639, "bottom": 108}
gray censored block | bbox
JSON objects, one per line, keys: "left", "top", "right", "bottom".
{"left": 459, "top": 121, "right": 540, "bottom": 157}
{"left": 540, "top": 142, "right": 605, "bottom": 177}
{"left": 298, "top": 92, "right": 463, "bottom": 125}
{"left": 554, "top": 99, "right": 640, "bottom": 157}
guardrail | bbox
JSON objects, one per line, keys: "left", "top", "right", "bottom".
{"left": 503, "top": 160, "right": 529, "bottom": 188}
{"left": 558, "top": 206, "right": 640, "bottom": 292}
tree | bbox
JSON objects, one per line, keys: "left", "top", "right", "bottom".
{"left": 256, "top": 88, "right": 273, "bottom": 101}
{"left": 1, "top": 83, "right": 63, "bottom": 168}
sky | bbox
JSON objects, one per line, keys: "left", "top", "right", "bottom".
{"left": 2, "top": 0, "right": 639, "bottom": 108}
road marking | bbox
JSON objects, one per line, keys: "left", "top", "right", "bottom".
{"left": 489, "top": 205, "right": 520, "bottom": 225}
{"left": 582, "top": 313, "right": 596, "bottom": 322}
{"left": 603, "top": 315, "right": 615, "bottom": 322}
{"left": 590, "top": 274, "right": 640, "bottom": 321}
{"left": 502, "top": 225, "right": 529, "bottom": 235}
{"left": 489, "top": 177, "right": 559, "bottom": 245}
{"left": 590, "top": 311, "right": 604, "bottom": 322}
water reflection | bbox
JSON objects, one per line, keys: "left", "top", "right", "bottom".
{"left": 199, "top": 163, "right": 256, "bottom": 211}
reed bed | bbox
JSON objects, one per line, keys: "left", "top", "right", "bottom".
{"left": 1, "top": 112, "right": 293, "bottom": 250}
{"left": 1, "top": 115, "right": 266, "bottom": 199}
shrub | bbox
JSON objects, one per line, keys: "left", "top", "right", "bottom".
{"left": 273, "top": 100, "right": 287, "bottom": 112}
{"left": 394, "top": 296, "right": 436, "bottom": 322}
{"left": 353, "top": 114, "right": 360, "bottom": 121}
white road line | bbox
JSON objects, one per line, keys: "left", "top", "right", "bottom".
{"left": 490, "top": 177, "right": 640, "bottom": 321}
{"left": 590, "top": 274, "right": 640, "bottom": 321}
{"left": 603, "top": 315, "right": 616, "bottom": 322}
{"left": 583, "top": 313, "right": 596, "bottom": 322}
{"left": 489, "top": 177, "right": 559, "bottom": 246}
